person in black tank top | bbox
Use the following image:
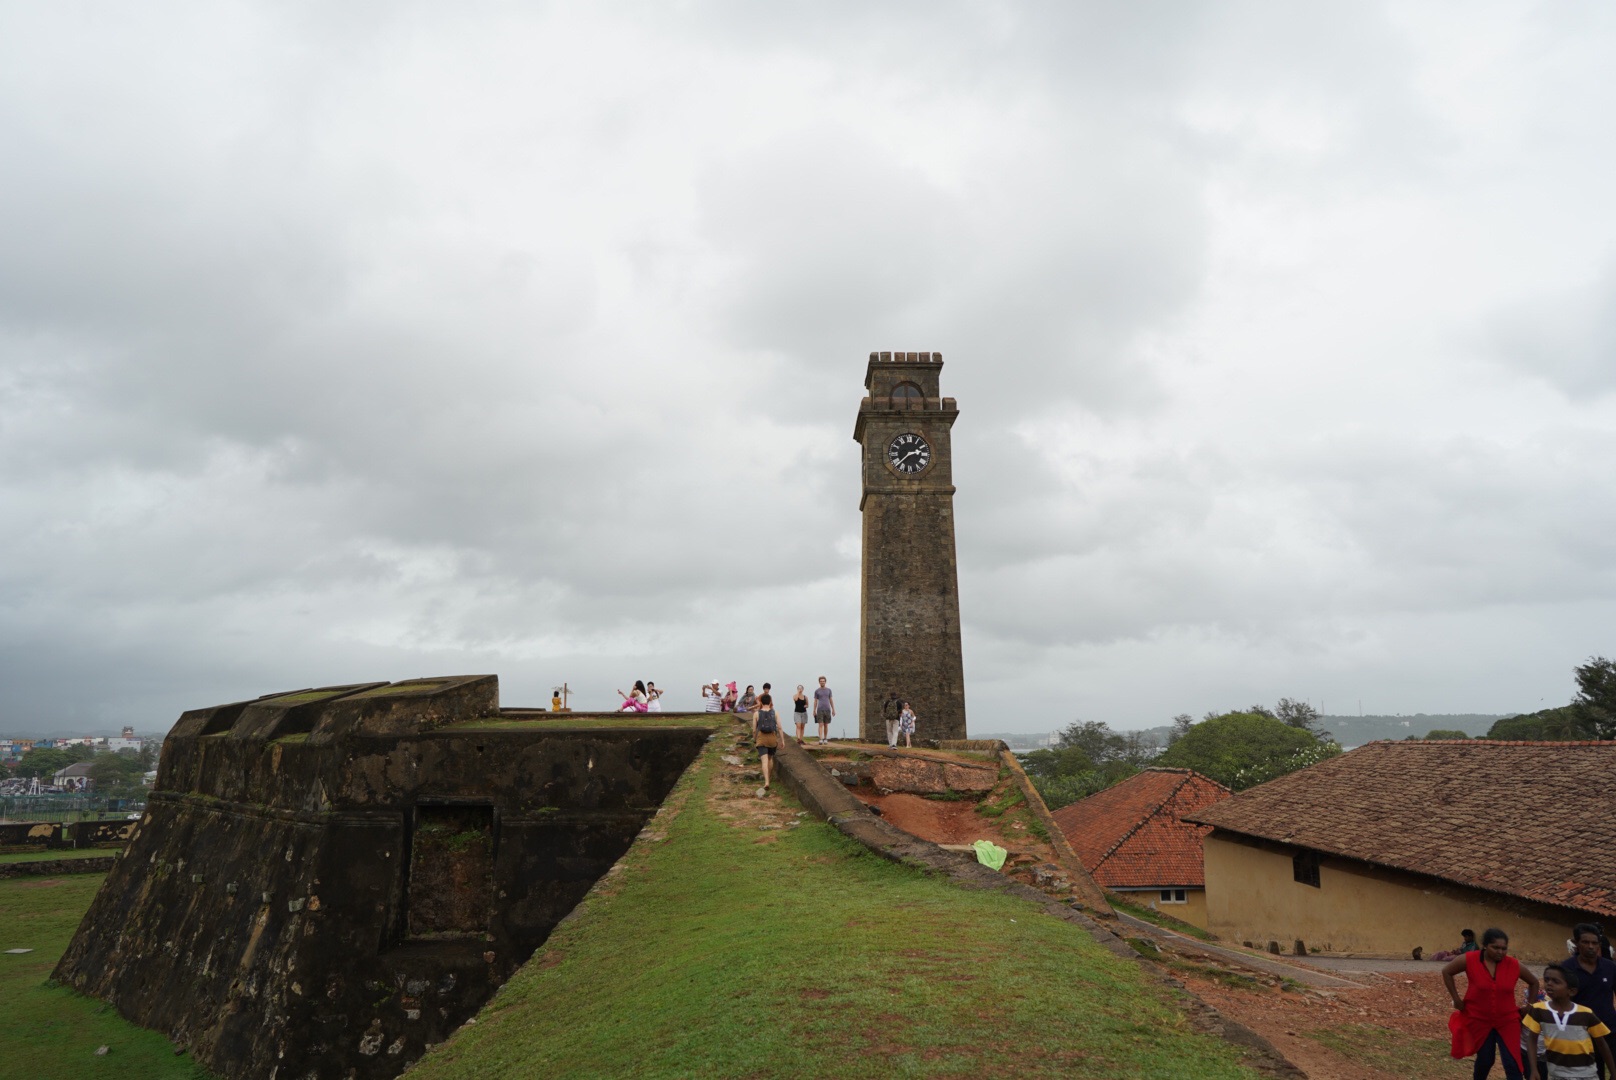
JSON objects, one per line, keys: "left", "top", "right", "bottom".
{"left": 793, "top": 684, "right": 808, "bottom": 746}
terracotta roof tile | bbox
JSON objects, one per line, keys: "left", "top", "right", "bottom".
{"left": 1186, "top": 741, "right": 1616, "bottom": 918}
{"left": 1051, "top": 768, "right": 1232, "bottom": 889}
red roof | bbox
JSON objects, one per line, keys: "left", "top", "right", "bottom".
{"left": 1051, "top": 768, "right": 1232, "bottom": 889}
{"left": 1186, "top": 740, "right": 1616, "bottom": 918}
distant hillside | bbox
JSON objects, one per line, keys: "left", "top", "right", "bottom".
{"left": 1321, "top": 714, "right": 1508, "bottom": 745}
{"left": 974, "top": 731, "right": 1058, "bottom": 750}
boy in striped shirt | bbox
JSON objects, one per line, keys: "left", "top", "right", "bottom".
{"left": 1525, "top": 965, "right": 1616, "bottom": 1080}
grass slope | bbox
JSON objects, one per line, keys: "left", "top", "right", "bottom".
{"left": 411, "top": 738, "right": 1264, "bottom": 1080}
{"left": 0, "top": 848, "right": 121, "bottom": 865}
{"left": 0, "top": 874, "right": 215, "bottom": 1080}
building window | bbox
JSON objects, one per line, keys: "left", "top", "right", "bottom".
{"left": 1293, "top": 850, "right": 1321, "bottom": 888}
{"left": 890, "top": 382, "right": 924, "bottom": 410}
{"left": 1159, "top": 889, "right": 1187, "bottom": 904}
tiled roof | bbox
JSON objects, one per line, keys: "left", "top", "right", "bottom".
{"left": 1051, "top": 768, "right": 1232, "bottom": 889}
{"left": 1187, "top": 741, "right": 1616, "bottom": 918}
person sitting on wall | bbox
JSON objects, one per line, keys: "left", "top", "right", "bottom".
{"left": 1433, "top": 929, "right": 1483, "bottom": 962}
{"left": 617, "top": 680, "right": 649, "bottom": 712}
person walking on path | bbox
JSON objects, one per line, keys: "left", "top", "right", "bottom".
{"left": 753, "top": 692, "right": 782, "bottom": 796}
{"left": 1524, "top": 964, "right": 1615, "bottom": 1080}
{"left": 1445, "top": 928, "right": 1543, "bottom": 1080}
{"left": 792, "top": 685, "right": 809, "bottom": 746}
{"left": 812, "top": 677, "right": 834, "bottom": 745}
{"left": 881, "top": 691, "right": 902, "bottom": 748}
{"left": 1560, "top": 925, "right": 1616, "bottom": 1077}
{"left": 897, "top": 700, "right": 917, "bottom": 748}
{"left": 703, "top": 679, "right": 723, "bottom": 713}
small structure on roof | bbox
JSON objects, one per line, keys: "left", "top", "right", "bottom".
{"left": 1187, "top": 740, "right": 1616, "bottom": 960}
{"left": 1051, "top": 767, "right": 1230, "bottom": 929}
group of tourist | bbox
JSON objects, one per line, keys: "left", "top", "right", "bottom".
{"left": 700, "top": 677, "right": 837, "bottom": 796}
{"left": 614, "top": 680, "right": 664, "bottom": 712}
{"left": 1445, "top": 923, "right": 1616, "bottom": 1079}
{"left": 877, "top": 692, "right": 919, "bottom": 748}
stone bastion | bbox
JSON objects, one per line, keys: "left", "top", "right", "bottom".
{"left": 53, "top": 675, "right": 713, "bottom": 1080}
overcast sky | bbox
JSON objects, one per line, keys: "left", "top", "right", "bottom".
{"left": 3, "top": 2, "right": 1615, "bottom": 736}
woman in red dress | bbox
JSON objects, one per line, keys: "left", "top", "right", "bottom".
{"left": 1443, "top": 928, "right": 1543, "bottom": 1080}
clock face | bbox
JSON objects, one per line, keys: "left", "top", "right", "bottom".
{"left": 886, "top": 432, "right": 932, "bottom": 474}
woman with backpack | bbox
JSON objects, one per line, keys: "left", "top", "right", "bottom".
{"left": 753, "top": 692, "right": 782, "bottom": 796}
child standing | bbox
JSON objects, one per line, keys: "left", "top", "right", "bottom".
{"left": 1523, "top": 965, "right": 1614, "bottom": 1080}
{"left": 897, "top": 700, "right": 917, "bottom": 748}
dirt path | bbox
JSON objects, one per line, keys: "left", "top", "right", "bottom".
{"left": 1172, "top": 965, "right": 1471, "bottom": 1079}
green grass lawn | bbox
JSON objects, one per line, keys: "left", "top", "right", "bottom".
{"left": 0, "top": 848, "right": 122, "bottom": 865}
{"left": 0, "top": 874, "right": 215, "bottom": 1080}
{"left": 409, "top": 738, "right": 1267, "bottom": 1080}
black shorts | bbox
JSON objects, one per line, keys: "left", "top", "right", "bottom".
{"left": 757, "top": 744, "right": 777, "bottom": 757}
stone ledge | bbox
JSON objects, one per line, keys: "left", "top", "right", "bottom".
{"left": 0, "top": 855, "right": 118, "bottom": 878}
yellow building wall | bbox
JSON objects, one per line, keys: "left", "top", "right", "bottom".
{"left": 1203, "top": 832, "right": 1586, "bottom": 963}
{"left": 1115, "top": 888, "right": 1209, "bottom": 930}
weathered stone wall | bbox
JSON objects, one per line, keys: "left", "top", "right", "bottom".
{"left": 854, "top": 351, "right": 968, "bottom": 741}
{"left": 0, "top": 818, "right": 137, "bottom": 852}
{"left": 54, "top": 677, "right": 711, "bottom": 1080}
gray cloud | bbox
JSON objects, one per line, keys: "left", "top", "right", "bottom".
{"left": 1, "top": 3, "right": 1613, "bottom": 735}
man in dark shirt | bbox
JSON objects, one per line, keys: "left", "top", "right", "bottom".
{"left": 1561, "top": 923, "right": 1616, "bottom": 1077}
{"left": 880, "top": 692, "right": 902, "bottom": 748}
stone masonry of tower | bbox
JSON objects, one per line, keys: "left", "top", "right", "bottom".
{"left": 853, "top": 351, "right": 967, "bottom": 742}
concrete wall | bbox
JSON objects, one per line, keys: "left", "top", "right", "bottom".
{"left": 0, "top": 818, "right": 136, "bottom": 852}
{"left": 1116, "top": 887, "right": 1209, "bottom": 929}
{"left": 1204, "top": 831, "right": 1591, "bottom": 961}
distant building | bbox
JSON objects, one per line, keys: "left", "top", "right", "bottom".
{"left": 1188, "top": 740, "right": 1616, "bottom": 960}
{"left": 52, "top": 761, "right": 96, "bottom": 792}
{"left": 1051, "top": 767, "right": 1231, "bottom": 929}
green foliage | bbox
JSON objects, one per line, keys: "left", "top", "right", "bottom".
{"left": 0, "top": 875, "right": 216, "bottom": 1078}
{"left": 14, "top": 745, "right": 96, "bottom": 779}
{"left": 1422, "top": 729, "right": 1469, "bottom": 740}
{"left": 1155, "top": 712, "right": 1328, "bottom": 790}
{"left": 975, "top": 787, "right": 1026, "bottom": 818}
{"left": 87, "top": 751, "right": 148, "bottom": 795}
{"left": 1022, "top": 719, "right": 1153, "bottom": 809}
{"left": 1575, "top": 656, "right": 1616, "bottom": 739}
{"left": 407, "top": 743, "right": 1263, "bottom": 1080}
{"left": 1029, "top": 761, "right": 1141, "bottom": 811}
{"left": 1485, "top": 706, "right": 1591, "bottom": 741}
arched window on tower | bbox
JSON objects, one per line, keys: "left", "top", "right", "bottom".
{"left": 890, "top": 382, "right": 924, "bottom": 410}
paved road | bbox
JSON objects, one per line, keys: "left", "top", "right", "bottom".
{"left": 1116, "top": 912, "right": 1366, "bottom": 989}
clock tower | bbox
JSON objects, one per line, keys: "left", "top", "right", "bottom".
{"left": 853, "top": 350, "right": 967, "bottom": 742}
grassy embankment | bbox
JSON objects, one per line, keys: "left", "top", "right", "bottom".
{"left": 0, "top": 873, "right": 215, "bottom": 1080}
{"left": 0, "top": 848, "right": 121, "bottom": 865}
{"left": 411, "top": 736, "right": 1268, "bottom": 1080}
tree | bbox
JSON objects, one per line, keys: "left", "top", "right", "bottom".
{"left": 15, "top": 744, "right": 95, "bottom": 779}
{"left": 1155, "top": 711, "right": 1334, "bottom": 791}
{"left": 1423, "top": 729, "right": 1469, "bottom": 740}
{"left": 87, "top": 751, "right": 147, "bottom": 793}
{"left": 1574, "top": 656, "right": 1616, "bottom": 740}
{"left": 1486, "top": 707, "right": 1591, "bottom": 741}
{"left": 1274, "top": 698, "right": 1325, "bottom": 736}
{"left": 1022, "top": 719, "right": 1157, "bottom": 810}
{"left": 1168, "top": 714, "right": 1195, "bottom": 746}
